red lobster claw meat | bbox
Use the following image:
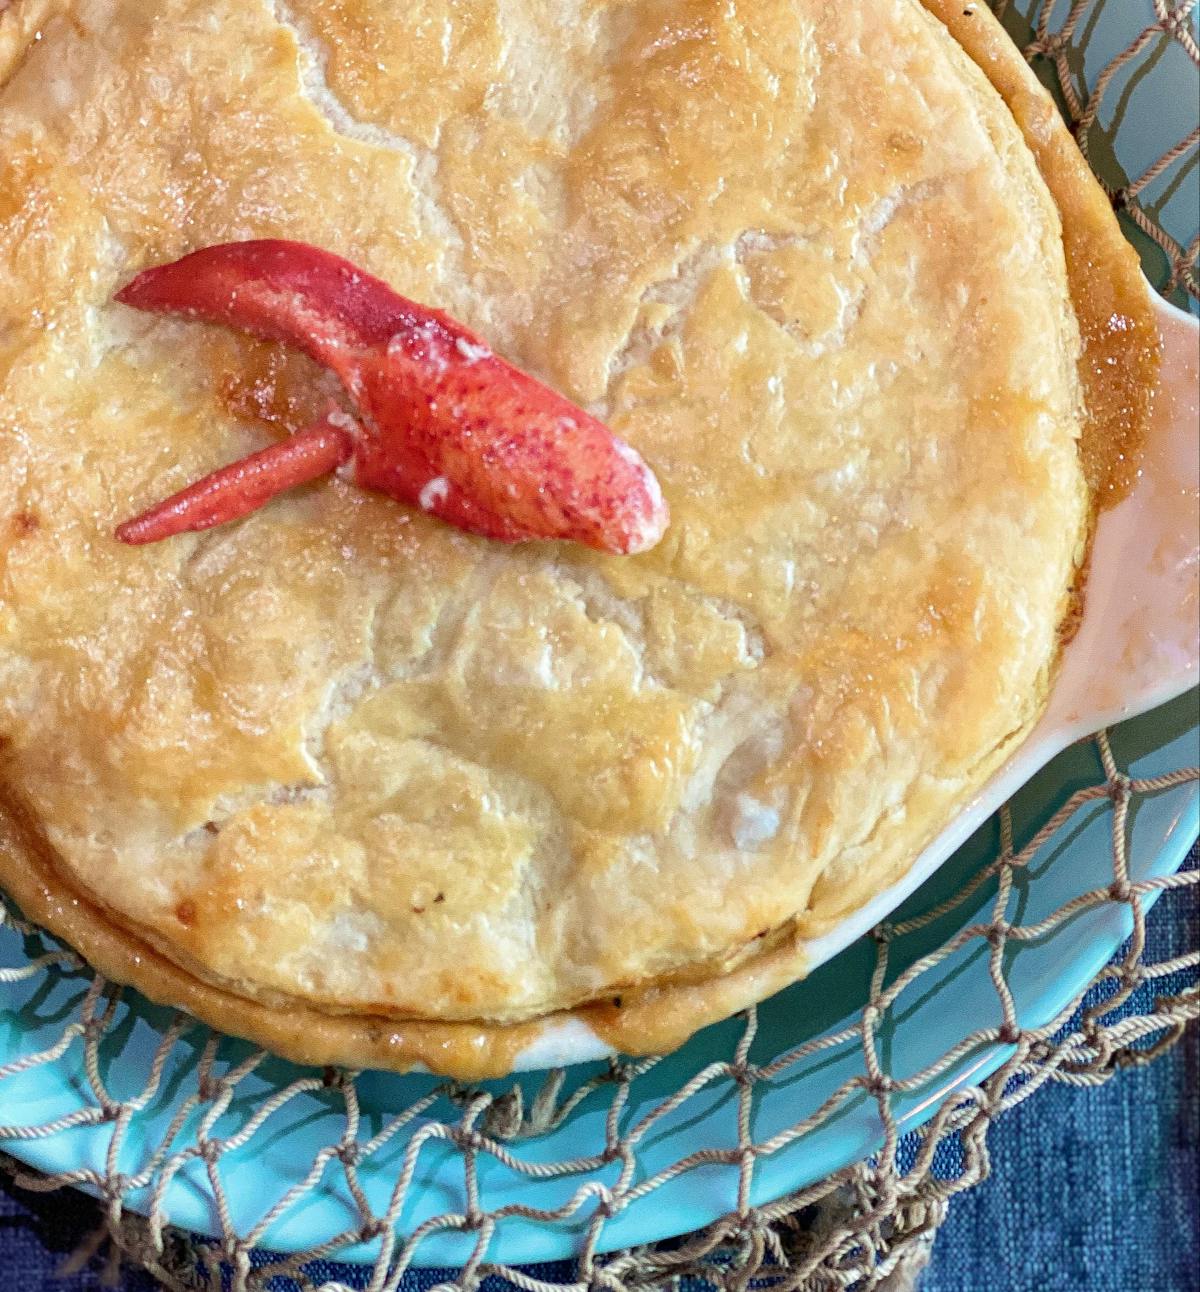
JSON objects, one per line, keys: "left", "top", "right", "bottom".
{"left": 113, "top": 240, "right": 668, "bottom": 555}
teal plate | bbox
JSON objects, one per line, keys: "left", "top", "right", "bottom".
{"left": 1, "top": 693, "right": 1196, "bottom": 1266}
{"left": 1, "top": 0, "right": 1198, "bottom": 1271}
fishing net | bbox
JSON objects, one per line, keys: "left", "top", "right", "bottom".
{"left": 1, "top": 3, "right": 1197, "bottom": 1289}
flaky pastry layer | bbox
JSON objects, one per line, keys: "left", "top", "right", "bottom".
{"left": 0, "top": 0, "right": 1156, "bottom": 1075}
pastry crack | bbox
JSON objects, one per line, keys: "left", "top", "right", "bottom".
{"left": 555, "top": 562, "right": 658, "bottom": 691}
{"left": 599, "top": 182, "right": 947, "bottom": 420}
{"left": 598, "top": 238, "right": 734, "bottom": 418}
{"left": 301, "top": 653, "right": 381, "bottom": 779}
{"left": 738, "top": 178, "right": 952, "bottom": 359}
{"left": 265, "top": 0, "right": 465, "bottom": 273}
{"left": 192, "top": 779, "right": 330, "bottom": 845}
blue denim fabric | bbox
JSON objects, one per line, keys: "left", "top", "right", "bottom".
{"left": 916, "top": 856, "right": 1200, "bottom": 1292}
{"left": 2, "top": 848, "right": 1196, "bottom": 1292}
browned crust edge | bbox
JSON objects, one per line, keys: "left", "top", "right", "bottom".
{"left": 919, "top": 0, "right": 1161, "bottom": 506}
{"left": 0, "top": 1, "right": 1161, "bottom": 1077}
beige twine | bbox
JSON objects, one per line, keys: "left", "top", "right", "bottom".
{"left": 0, "top": 3, "right": 1197, "bottom": 1289}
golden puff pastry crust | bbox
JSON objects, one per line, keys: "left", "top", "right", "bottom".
{"left": 0, "top": 0, "right": 1157, "bottom": 1077}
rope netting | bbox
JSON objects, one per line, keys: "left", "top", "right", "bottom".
{"left": 996, "top": 0, "right": 1199, "bottom": 305}
{"left": 1, "top": 3, "right": 1197, "bottom": 1289}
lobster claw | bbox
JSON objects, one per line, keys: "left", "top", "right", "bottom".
{"left": 114, "top": 240, "right": 668, "bottom": 556}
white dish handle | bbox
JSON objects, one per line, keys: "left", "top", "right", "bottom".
{"left": 1041, "top": 295, "right": 1199, "bottom": 742}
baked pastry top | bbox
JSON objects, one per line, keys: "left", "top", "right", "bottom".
{"left": 0, "top": 0, "right": 1156, "bottom": 1073}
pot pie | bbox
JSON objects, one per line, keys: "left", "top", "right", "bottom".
{"left": 0, "top": 0, "right": 1159, "bottom": 1077}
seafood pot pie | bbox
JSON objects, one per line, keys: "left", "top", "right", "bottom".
{"left": 0, "top": 0, "right": 1159, "bottom": 1076}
